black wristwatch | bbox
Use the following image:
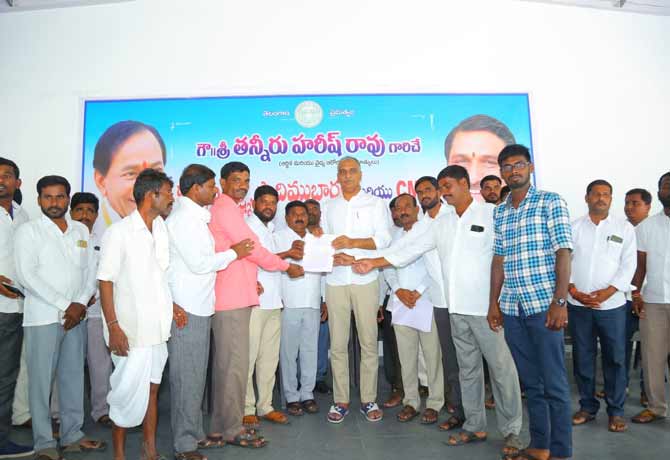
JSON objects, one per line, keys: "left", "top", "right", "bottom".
{"left": 552, "top": 297, "right": 567, "bottom": 307}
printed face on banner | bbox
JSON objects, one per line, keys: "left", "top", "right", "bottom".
{"left": 93, "top": 129, "right": 164, "bottom": 219}
{"left": 81, "top": 94, "right": 533, "bottom": 234}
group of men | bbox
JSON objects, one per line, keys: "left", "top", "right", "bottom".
{"left": 1, "top": 136, "right": 669, "bottom": 460}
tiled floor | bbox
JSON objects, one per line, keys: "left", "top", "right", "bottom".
{"left": 8, "top": 359, "right": 670, "bottom": 460}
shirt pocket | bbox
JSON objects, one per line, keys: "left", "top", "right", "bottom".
{"left": 604, "top": 238, "right": 624, "bottom": 264}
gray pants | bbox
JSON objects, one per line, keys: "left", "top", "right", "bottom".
{"left": 210, "top": 308, "right": 251, "bottom": 439}
{"left": 280, "top": 308, "right": 320, "bottom": 403}
{"left": 86, "top": 318, "right": 112, "bottom": 422}
{"left": 450, "top": 314, "right": 522, "bottom": 436}
{"left": 434, "top": 308, "right": 464, "bottom": 419}
{"left": 25, "top": 322, "right": 86, "bottom": 452}
{"left": 0, "top": 312, "right": 23, "bottom": 447}
{"left": 169, "top": 312, "right": 211, "bottom": 453}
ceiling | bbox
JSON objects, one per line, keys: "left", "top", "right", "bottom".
{"left": 1, "top": 0, "right": 669, "bottom": 15}
{"left": 0, "top": 0, "right": 132, "bottom": 13}
{"left": 522, "top": 0, "right": 670, "bottom": 16}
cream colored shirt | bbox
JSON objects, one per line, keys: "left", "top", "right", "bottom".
{"left": 97, "top": 210, "right": 172, "bottom": 347}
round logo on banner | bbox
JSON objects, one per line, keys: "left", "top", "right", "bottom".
{"left": 295, "top": 101, "right": 323, "bottom": 128}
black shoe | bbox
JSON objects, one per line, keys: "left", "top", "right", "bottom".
{"left": 315, "top": 381, "right": 332, "bottom": 394}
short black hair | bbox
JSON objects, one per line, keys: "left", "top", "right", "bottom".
{"left": 221, "top": 161, "right": 250, "bottom": 180}
{"left": 254, "top": 184, "right": 278, "bottom": 202}
{"left": 133, "top": 169, "right": 173, "bottom": 205}
{"left": 93, "top": 121, "right": 166, "bottom": 176}
{"left": 658, "top": 171, "right": 670, "bottom": 189}
{"left": 0, "top": 157, "right": 20, "bottom": 179}
{"left": 179, "top": 164, "right": 216, "bottom": 195}
{"left": 71, "top": 192, "right": 99, "bottom": 212}
{"left": 444, "top": 114, "right": 515, "bottom": 160}
{"left": 479, "top": 175, "right": 502, "bottom": 189}
{"left": 500, "top": 185, "right": 510, "bottom": 200}
{"left": 395, "top": 193, "right": 417, "bottom": 207}
{"left": 285, "top": 200, "right": 307, "bottom": 214}
{"left": 497, "top": 144, "right": 532, "bottom": 166}
{"left": 415, "top": 176, "right": 438, "bottom": 190}
{"left": 437, "top": 165, "right": 470, "bottom": 188}
{"left": 389, "top": 197, "right": 397, "bottom": 210}
{"left": 13, "top": 189, "right": 22, "bottom": 205}
{"left": 304, "top": 199, "right": 320, "bottom": 207}
{"left": 586, "top": 179, "right": 612, "bottom": 195}
{"left": 36, "top": 175, "right": 71, "bottom": 196}
{"left": 625, "top": 188, "right": 652, "bottom": 205}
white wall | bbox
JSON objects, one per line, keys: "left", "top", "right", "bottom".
{"left": 1, "top": 0, "right": 669, "bottom": 219}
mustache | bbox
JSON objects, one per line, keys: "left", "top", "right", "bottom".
{"left": 400, "top": 213, "right": 409, "bottom": 219}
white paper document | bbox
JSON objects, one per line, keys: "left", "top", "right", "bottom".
{"left": 389, "top": 295, "right": 433, "bottom": 333}
{"left": 302, "top": 233, "right": 336, "bottom": 273}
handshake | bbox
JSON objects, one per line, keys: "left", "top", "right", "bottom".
{"left": 333, "top": 254, "right": 378, "bottom": 274}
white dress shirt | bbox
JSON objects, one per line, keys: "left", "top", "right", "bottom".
{"left": 382, "top": 226, "right": 434, "bottom": 307}
{"left": 636, "top": 211, "right": 670, "bottom": 303}
{"left": 97, "top": 210, "right": 173, "bottom": 347}
{"left": 87, "top": 231, "right": 103, "bottom": 318}
{"left": 385, "top": 200, "right": 495, "bottom": 317}
{"left": 167, "top": 197, "right": 237, "bottom": 316}
{"left": 14, "top": 215, "right": 97, "bottom": 326}
{"left": 418, "top": 204, "right": 450, "bottom": 309}
{"left": 275, "top": 227, "right": 322, "bottom": 309}
{"left": 247, "top": 213, "right": 282, "bottom": 310}
{"left": 0, "top": 201, "right": 29, "bottom": 314}
{"left": 322, "top": 190, "right": 392, "bottom": 286}
{"left": 568, "top": 214, "right": 637, "bottom": 310}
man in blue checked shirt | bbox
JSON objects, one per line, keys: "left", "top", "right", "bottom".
{"left": 488, "top": 145, "right": 573, "bottom": 460}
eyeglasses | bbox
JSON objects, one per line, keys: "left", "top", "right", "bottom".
{"left": 500, "top": 161, "right": 530, "bottom": 173}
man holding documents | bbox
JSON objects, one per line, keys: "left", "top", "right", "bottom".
{"left": 380, "top": 194, "right": 445, "bottom": 424}
{"left": 321, "top": 156, "right": 392, "bottom": 423}
{"left": 276, "top": 201, "right": 324, "bottom": 416}
{"left": 354, "top": 166, "right": 522, "bottom": 456}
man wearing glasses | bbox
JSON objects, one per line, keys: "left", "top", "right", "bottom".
{"left": 489, "top": 145, "right": 573, "bottom": 460}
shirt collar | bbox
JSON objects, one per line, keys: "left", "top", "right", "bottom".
{"left": 502, "top": 185, "right": 536, "bottom": 210}
{"left": 129, "top": 209, "right": 150, "bottom": 232}
{"left": 178, "top": 196, "right": 211, "bottom": 223}
{"left": 249, "top": 212, "right": 274, "bottom": 232}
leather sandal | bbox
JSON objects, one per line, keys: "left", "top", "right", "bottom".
{"left": 396, "top": 405, "right": 418, "bottom": 423}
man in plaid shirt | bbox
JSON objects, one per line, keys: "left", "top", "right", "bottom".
{"left": 489, "top": 144, "right": 573, "bottom": 460}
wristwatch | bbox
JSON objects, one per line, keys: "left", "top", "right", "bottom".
{"left": 553, "top": 297, "right": 567, "bottom": 307}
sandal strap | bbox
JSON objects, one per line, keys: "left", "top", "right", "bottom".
{"left": 328, "top": 405, "right": 349, "bottom": 417}
{"left": 361, "top": 402, "right": 380, "bottom": 414}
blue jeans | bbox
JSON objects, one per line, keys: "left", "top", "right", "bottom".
{"left": 568, "top": 304, "right": 627, "bottom": 417}
{"left": 504, "top": 310, "right": 572, "bottom": 458}
{"left": 316, "top": 320, "right": 329, "bottom": 382}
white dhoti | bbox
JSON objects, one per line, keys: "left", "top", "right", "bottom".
{"left": 108, "top": 343, "right": 168, "bottom": 428}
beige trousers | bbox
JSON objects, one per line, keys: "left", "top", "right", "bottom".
{"left": 640, "top": 302, "right": 670, "bottom": 416}
{"left": 325, "top": 280, "right": 379, "bottom": 404}
{"left": 394, "top": 315, "right": 444, "bottom": 411}
{"left": 244, "top": 308, "right": 281, "bottom": 416}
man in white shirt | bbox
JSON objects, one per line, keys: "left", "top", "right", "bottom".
{"left": 166, "top": 164, "right": 254, "bottom": 460}
{"left": 631, "top": 171, "right": 670, "bottom": 424}
{"left": 69, "top": 192, "right": 113, "bottom": 428}
{"left": 306, "top": 199, "right": 332, "bottom": 395}
{"left": 97, "top": 169, "right": 175, "bottom": 460}
{"left": 0, "top": 157, "right": 33, "bottom": 459}
{"left": 414, "top": 175, "right": 465, "bottom": 426}
{"left": 14, "top": 175, "right": 103, "bottom": 460}
{"left": 354, "top": 166, "right": 523, "bottom": 456}
{"left": 380, "top": 194, "right": 445, "bottom": 425}
{"left": 568, "top": 180, "right": 636, "bottom": 433}
{"left": 276, "top": 201, "right": 323, "bottom": 416}
{"left": 244, "top": 185, "right": 296, "bottom": 426}
{"left": 321, "top": 157, "right": 392, "bottom": 423}
{"left": 622, "top": 188, "right": 652, "bottom": 404}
